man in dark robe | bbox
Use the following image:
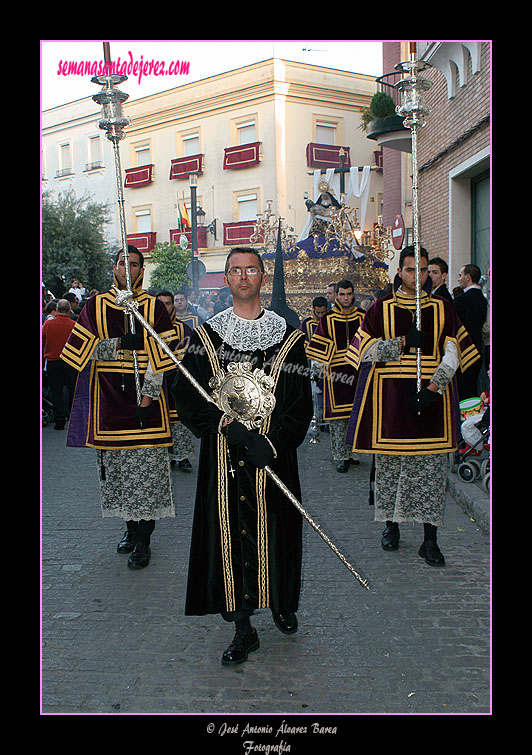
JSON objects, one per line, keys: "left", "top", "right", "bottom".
{"left": 172, "top": 247, "right": 312, "bottom": 666}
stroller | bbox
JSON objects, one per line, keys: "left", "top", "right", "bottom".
{"left": 451, "top": 395, "right": 490, "bottom": 492}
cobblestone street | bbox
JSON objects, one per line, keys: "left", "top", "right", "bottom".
{"left": 41, "top": 421, "right": 491, "bottom": 727}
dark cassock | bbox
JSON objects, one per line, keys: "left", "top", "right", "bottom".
{"left": 172, "top": 307, "right": 313, "bottom": 618}
{"left": 344, "top": 287, "right": 481, "bottom": 528}
{"left": 61, "top": 272, "right": 178, "bottom": 523}
{"left": 164, "top": 312, "right": 195, "bottom": 466}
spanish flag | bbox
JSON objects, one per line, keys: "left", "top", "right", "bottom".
{"left": 181, "top": 201, "right": 191, "bottom": 229}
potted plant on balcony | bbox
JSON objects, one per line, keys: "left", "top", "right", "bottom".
{"left": 359, "top": 91, "right": 408, "bottom": 139}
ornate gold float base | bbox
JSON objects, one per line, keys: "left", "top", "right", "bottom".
{"left": 262, "top": 249, "right": 391, "bottom": 320}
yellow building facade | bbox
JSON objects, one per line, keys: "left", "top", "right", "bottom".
{"left": 119, "top": 58, "right": 382, "bottom": 289}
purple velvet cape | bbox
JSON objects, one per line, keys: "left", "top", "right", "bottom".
{"left": 305, "top": 302, "right": 365, "bottom": 420}
{"left": 345, "top": 291, "right": 481, "bottom": 455}
{"left": 61, "top": 287, "right": 177, "bottom": 450}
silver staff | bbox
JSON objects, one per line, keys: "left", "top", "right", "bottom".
{"left": 113, "top": 287, "right": 370, "bottom": 590}
{"left": 91, "top": 43, "right": 142, "bottom": 405}
{"left": 308, "top": 363, "right": 321, "bottom": 444}
{"left": 395, "top": 47, "right": 432, "bottom": 392}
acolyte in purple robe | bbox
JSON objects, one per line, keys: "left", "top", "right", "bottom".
{"left": 305, "top": 302, "right": 365, "bottom": 420}
{"left": 345, "top": 290, "right": 481, "bottom": 456}
{"left": 61, "top": 282, "right": 178, "bottom": 450}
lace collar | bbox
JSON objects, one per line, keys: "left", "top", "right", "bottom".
{"left": 207, "top": 307, "right": 287, "bottom": 351}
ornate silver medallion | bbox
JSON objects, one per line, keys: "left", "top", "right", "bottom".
{"left": 209, "top": 362, "right": 276, "bottom": 429}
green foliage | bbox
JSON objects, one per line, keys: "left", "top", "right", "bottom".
{"left": 42, "top": 188, "right": 115, "bottom": 294}
{"left": 148, "top": 241, "right": 190, "bottom": 294}
{"left": 358, "top": 91, "right": 397, "bottom": 131}
{"left": 370, "top": 91, "right": 397, "bottom": 118}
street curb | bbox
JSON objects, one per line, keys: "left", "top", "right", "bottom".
{"left": 447, "top": 472, "right": 490, "bottom": 536}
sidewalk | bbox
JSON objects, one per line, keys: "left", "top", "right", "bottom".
{"left": 41, "top": 423, "right": 491, "bottom": 717}
{"left": 447, "top": 464, "right": 490, "bottom": 537}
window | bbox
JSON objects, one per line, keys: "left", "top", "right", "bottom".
{"left": 58, "top": 142, "right": 72, "bottom": 175}
{"left": 237, "top": 194, "right": 258, "bottom": 221}
{"left": 183, "top": 133, "right": 200, "bottom": 156}
{"left": 230, "top": 114, "right": 258, "bottom": 146}
{"left": 315, "top": 122, "right": 336, "bottom": 145}
{"left": 135, "top": 145, "right": 151, "bottom": 166}
{"left": 312, "top": 114, "right": 344, "bottom": 145}
{"left": 87, "top": 135, "right": 102, "bottom": 170}
{"left": 135, "top": 208, "right": 152, "bottom": 233}
{"left": 237, "top": 121, "right": 256, "bottom": 145}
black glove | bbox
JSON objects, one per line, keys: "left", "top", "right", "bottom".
{"left": 120, "top": 332, "right": 144, "bottom": 350}
{"left": 135, "top": 404, "right": 152, "bottom": 429}
{"left": 223, "top": 419, "right": 253, "bottom": 447}
{"left": 412, "top": 387, "right": 436, "bottom": 412}
{"left": 404, "top": 324, "right": 425, "bottom": 352}
{"left": 244, "top": 434, "right": 275, "bottom": 469}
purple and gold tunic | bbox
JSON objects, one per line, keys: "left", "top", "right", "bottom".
{"left": 345, "top": 290, "right": 481, "bottom": 456}
{"left": 305, "top": 302, "right": 365, "bottom": 420}
{"left": 61, "top": 281, "right": 177, "bottom": 450}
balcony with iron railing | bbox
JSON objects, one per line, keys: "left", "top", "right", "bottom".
{"left": 376, "top": 71, "right": 403, "bottom": 108}
{"left": 365, "top": 71, "right": 411, "bottom": 153}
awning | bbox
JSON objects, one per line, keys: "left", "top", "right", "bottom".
{"left": 199, "top": 271, "right": 226, "bottom": 289}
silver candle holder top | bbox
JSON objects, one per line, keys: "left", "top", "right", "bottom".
{"left": 91, "top": 73, "right": 130, "bottom": 142}
{"left": 394, "top": 58, "right": 432, "bottom": 128}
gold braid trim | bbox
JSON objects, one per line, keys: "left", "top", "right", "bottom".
{"left": 195, "top": 326, "right": 235, "bottom": 613}
{"left": 255, "top": 328, "right": 304, "bottom": 608}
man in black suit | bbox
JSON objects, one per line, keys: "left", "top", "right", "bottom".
{"left": 454, "top": 264, "right": 487, "bottom": 400}
{"left": 428, "top": 257, "right": 454, "bottom": 302}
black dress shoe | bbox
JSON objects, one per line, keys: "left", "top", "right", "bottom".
{"left": 381, "top": 523, "right": 400, "bottom": 551}
{"left": 178, "top": 458, "right": 192, "bottom": 472}
{"left": 221, "top": 628, "right": 259, "bottom": 666}
{"left": 418, "top": 540, "right": 445, "bottom": 566}
{"left": 336, "top": 460, "right": 349, "bottom": 473}
{"left": 272, "top": 612, "right": 298, "bottom": 635}
{"left": 127, "top": 542, "right": 151, "bottom": 569}
{"left": 117, "top": 530, "right": 137, "bottom": 553}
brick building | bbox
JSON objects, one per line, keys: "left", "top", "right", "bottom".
{"left": 416, "top": 41, "right": 490, "bottom": 287}
{"left": 367, "top": 41, "right": 490, "bottom": 289}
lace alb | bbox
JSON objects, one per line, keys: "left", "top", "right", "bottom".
{"left": 207, "top": 307, "right": 287, "bottom": 351}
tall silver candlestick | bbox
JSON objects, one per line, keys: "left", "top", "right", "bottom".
{"left": 91, "top": 45, "right": 142, "bottom": 404}
{"left": 394, "top": 51, "right": 432, "bottom": 392}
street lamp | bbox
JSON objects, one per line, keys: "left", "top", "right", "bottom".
{"left": 189, "top": 173, "right": 199, "bottom": 294}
